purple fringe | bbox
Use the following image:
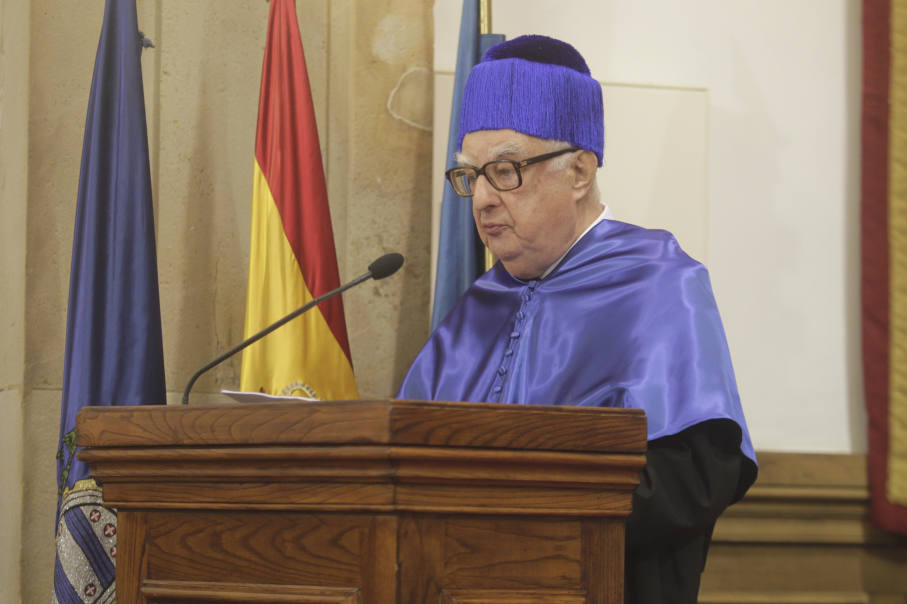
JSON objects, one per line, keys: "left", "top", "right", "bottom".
{"left": 458, "top": 56, "right": 604, "bottom": 166}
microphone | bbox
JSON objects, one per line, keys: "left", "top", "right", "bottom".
{"left": 181, "top": 252, "right": 405, "bottom": 405}
{"left": 369, "top": 252, "right": 404, "bottom": 279}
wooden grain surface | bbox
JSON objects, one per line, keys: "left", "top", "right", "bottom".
{"left": 398, "top": 516, "right": 444, "bottom": 603}
{"left": 76, "top": 401, "right": 391, "bottom": 448}
{"left": 117, "top": 511, "right": 148, "bottom": 604}
{"left": 396, "top": 515, "right": 624, "bottom": 604}
{"left": 76, "top": 399, "right": 646, "bottom": 453}
{"left": 136, "top": 511, "right": 627, "bottom": 604}
{"left": 389, "top": 400, "right": 645, "bottom": 453}
{"left": 76, "top": 401, "right": 646, "bottom": 603}
{"left": 439, "top": 589, "right": 587, "bottom": 603}
{"left": 82, "top": 441, "right": 643, "bottom": 516}
{"left": 144, "top": 512, "right": 369, "bottom": 586}
{"left": 79, "top": 445, "right": 644, "bottom": 486}
{"left": 440, "top": 517, "right": 582, "bottom": 588}
{"left": 141, "top": 580, "right": 361, "bottom": 603}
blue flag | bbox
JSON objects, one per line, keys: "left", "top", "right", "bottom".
{"left": 431, "top": 1, "right": 504, "bottom": 330}
{"left": 53, "top": 0, "right": 165, "bottom": 601}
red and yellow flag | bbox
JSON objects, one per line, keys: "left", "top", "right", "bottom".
{"left": 240, "top": 0, "right": 358, "bottom": 400}
{"left": 862, "top": 0, "right": 907, "bottom": 535}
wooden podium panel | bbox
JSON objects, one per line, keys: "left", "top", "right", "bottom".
{"left": 77, "top": 399, "right": 646, "bottom": 604}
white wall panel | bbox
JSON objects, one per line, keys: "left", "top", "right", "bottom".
{"left": 433, "top": 0, "right": 864, "bottom": 453}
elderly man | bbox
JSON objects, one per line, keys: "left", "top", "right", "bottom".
{"left": 398, "top": 35, "right": 756, "bottom": 604}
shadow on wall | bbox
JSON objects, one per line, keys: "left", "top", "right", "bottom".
{"left": 389, "top": 67, "right": 434, "bottom": 393}
{"left": 842, "top": 0, "right": 865, "bottom": 452}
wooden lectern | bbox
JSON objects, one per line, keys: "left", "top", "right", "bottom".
{"left": 76, "top": 399, "right": 646, "bottom": 604}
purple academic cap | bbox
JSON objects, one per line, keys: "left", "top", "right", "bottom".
{"left": 458, "top": 35, "right": 604, "bottom": 166}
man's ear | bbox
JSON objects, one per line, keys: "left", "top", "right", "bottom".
{"left": 570, "top": 150, "right": 598, "bottom": 196}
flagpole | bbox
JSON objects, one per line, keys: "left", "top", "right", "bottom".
{"left": 479, "top": 0, "right": 491, "bottom": 34}
{"left": 432, "top": 0, "right": 503, "bottom": 329}
{"left": 480, "top": 0, "right": 496, "bottom": 272}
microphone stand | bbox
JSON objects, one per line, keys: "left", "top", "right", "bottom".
{"left": 181, "top": 271, "right": 373, "bottom": 405}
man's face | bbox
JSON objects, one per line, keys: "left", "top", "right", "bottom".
{"left": 461, "top": 129, "right": 584, "bottom": 280}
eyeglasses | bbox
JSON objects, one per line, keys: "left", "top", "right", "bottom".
{"left": 445, "top": 147, "right": 581, "bottom": 197}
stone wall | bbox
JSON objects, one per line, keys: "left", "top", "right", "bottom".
{"left": 0, "top": 0, "right": 29, "bottom": 600}
{"left": 8, "top": 0, "right": 433, "bottom": 600}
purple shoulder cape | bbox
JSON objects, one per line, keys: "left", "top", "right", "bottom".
{"left": 398, "top": 219, "right": 755, "bottom": 465}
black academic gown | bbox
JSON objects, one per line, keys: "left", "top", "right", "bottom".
{"left": 625, "top": 419, "right": 757, "bottom": 604}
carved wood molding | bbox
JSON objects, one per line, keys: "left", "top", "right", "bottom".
{"left": 712, "top": 452, "right": 904, "bottom": 545}
{"left": 439, "top": 588, "right": 587, "bottom": 603}
{"left": 79, "top": 445, "right": 643, "bottom": 489}
{"left": 698, "top": 591, "right": 870, "bottom": 604}
{"left": 141, "top": 579, "right": 361, "bottom": 603}
{"left": 77, "top": 401, "right": 645, "bottom": 515}
{"left": 701, "top": 452, "right": 907, "bottom": 604}
{"left": 81, "top": 445, "right": 643, "bottom": 515}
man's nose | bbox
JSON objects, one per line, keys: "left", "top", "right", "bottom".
{"left": 471, "top": 175, "right": 499, "bottom": 211}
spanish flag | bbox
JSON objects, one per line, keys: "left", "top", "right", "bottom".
{"left": 240, "top": 0, "right": 358, "bottom": 400}
{"left": 862, "top": 0, "right": 907, "bottom": 535}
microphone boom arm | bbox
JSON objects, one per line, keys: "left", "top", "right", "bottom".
{"left": 181, "top": 270, "right": 373, "bottom": 405}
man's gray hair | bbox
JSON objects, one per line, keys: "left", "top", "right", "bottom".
{"left": 542, "top": 138, "right": 601, "bottom": 202}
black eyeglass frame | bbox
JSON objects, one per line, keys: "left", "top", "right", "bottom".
{"left": 444, "top": 147, "right": 582, "bottom": 198}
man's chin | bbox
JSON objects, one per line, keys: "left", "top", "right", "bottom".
{"left": 487, "top": 246, "right": 513, "bottom": 266}
{"left": 499, "top": 258, "right": 543, "bottom": 281}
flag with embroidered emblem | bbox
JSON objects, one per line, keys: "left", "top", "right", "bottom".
{"left": 54, "top": 0, "right": 165, "bottom": 601}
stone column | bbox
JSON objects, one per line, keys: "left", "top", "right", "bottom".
{"left": 0, "top": 0, "right": 29, "bottom": 600}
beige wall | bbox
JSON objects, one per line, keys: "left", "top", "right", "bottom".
{"left": 0, "top": 0, "right": 29, "bottom": 600}
{"left": 10, "top": 0, "right": 434, "bottom": 600}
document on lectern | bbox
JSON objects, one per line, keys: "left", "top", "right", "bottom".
{"left": 220, "top": 389, "right": 318, "bottom": 404}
